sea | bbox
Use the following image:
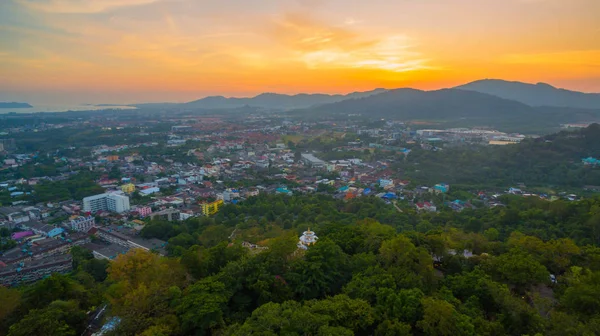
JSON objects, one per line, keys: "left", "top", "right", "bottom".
{"left": 0, "top": 104, "right": 137, "bottom": 114}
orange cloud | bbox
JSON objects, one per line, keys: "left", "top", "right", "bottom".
{"left": 270, "top": 12, "right": 431, "bottom": 72}
{"left": 17, "top": 0, "right": 162, "bottom": 13}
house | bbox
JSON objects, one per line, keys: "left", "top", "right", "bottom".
{"left": 415, "top": 202, "right": 437, "bottom": 212}
{"left": 276, "top": 187, "right": 292, "bottom": 195}
{"left": 0, "top": 207, "right": 33, "bottom": 224}
{"left": 379, "top": 179, "right": 394, "bottom": 188}
{"left": 508, "top": 187, "right": 522, "bottom": 195}
{"left": 381, "top": 192, "right": 398, "bottom": 200}
{"left": 11, "top": 231, "right": 34, "bottom": 240}
{"left": 582, "top": 157, "right": 600, "bottom": 167}
{"left": 27, "top": 221, "right": 65, "bottom": 238}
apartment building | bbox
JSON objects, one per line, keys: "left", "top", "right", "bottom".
{"left": 83, "top": 193, "right": 130, "bottom": 213}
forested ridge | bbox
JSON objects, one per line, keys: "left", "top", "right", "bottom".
{"left": 397, "top": 124, "right": 600, "bottom": 188}
{"left": 1, "top": 194, "right": 600, "bottom": 335}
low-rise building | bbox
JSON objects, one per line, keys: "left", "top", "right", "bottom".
{"left": 95, "top": 226, "right": 167, "bottom": 255}
{"left": 433, "top": 183, "right": 450, "bottom": 194}
{"left": 134, "top": 206, "right": 152, "bottom": 217}
{"left": 149, "top": 208, "right": 180, "bottom": 221}
{"left": 0, "top": 232, "right": 90, "bottom": 266}
{"left": 27, "top": 221, "right": 64, "bottom": 238}
{"left": 415, "top": 202, "right": 437, "bottom": 212}
{"left": 200, "top": 200, "right": 223, "bottom": 216}
{"left": 69, "top": 215, "right": 95, "bottom": 232}
{"left": 301, "top": 153, "right": 326, "bottom": 168}
{"left": 0, "top": 254, "right": 73, "bottom": 286}
{"left": 121, "top": 183, "right": 136, "bottom": 193}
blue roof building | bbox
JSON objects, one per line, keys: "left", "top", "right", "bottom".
{"left": 47, "top": 228, "right": 64, "bottom": 238}
{"left": 338, "top": 186, "right": 350, "bottom": 192}
{"left": 434, "top": 183, "right": 450, "bottom": 193}
{"left": 382, "top": 192, "right": 398, "bottom": 199}
{"left": 276, "top": 187, "right": 291, "bottom": 194}
{"left": 583, "top": 157, "right": 600, "bottom": 166}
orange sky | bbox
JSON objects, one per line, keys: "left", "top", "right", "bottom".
{"left": 0, "top": 0, "right": 599, "bottom": 103}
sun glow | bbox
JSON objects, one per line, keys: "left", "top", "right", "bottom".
{"left": 0, "top": 0, "right": 599, "bottom": 103}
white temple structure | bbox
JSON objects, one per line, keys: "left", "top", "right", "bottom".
{"left": 297, "top": 227, "right": 318, "bottom": 250}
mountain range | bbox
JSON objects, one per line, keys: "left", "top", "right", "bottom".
{"left": 455, "top": 79, "right": 600, "bottom": 109}
{"left": 132, "top": 79, "right": 600, "bottom": 112}
{"left": 295, "top": 88, "right": 535, "bottom": 119}
{"left": 288, "top": 86, "right": 600, "bottom": 133}
{"left": 133, "top": 89, "right": 387, "bottom": 110}
{"left": 0, "top": 102, "right": 33, "bottom": 109}
{"left": 126, "top": 80, "right": 600, "bottom": 132}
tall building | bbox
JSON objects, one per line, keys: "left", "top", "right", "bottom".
{"left": 83, "top": 193, "right": 130, "bottom": 213}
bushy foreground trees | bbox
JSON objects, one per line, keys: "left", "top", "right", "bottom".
{"left": 2, "top": 194, "right": 600, "bottom": 335}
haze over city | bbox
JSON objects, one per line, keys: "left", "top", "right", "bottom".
{"left": 3, "top": 1, "right": 600, "bottom": 335}
{"left": 1, "top": 0, "right": 599, "bottom": 104}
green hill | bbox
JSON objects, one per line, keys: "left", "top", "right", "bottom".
{"left": 398, "top": 124, "right": 600, "bottom": 188}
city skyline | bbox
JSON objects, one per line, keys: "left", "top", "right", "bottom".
{"left": 1, "top": 0, "right": 599, "bottom": 104}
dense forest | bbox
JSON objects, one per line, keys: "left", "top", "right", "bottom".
{"left": 1, "top": 194, "right": 600, "bottom": 335}
{"left": 396, "top": 124, "right": 600, "bottom": 189}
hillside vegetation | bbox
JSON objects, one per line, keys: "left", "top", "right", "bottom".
{"left": 397, "top": 124, "right": 600, "bottom": 188}
{"left": 2, "top": 194, "right": 600, "bottom": 335}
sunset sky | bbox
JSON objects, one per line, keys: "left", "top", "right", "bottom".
{"left": 0, "top": 0, "right": 599, "bottom": 104}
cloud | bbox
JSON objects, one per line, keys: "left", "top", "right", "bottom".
{"left": 271, "top": 12, "right": 430, "bottom": 72}
{"left": 343, "top": 17, "right": 363, "bottom": 26}
{"left": 17, "top": 0, "right": 163, "bottom": 13}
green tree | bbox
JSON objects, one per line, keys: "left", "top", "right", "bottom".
{"left": 176, "top": 278, "right": 231, "bottom": 335}
{"left": 106, "top": 249, "right": 186, "bottom": 335}
{"left": 484, "top": 250, "right": 549, "bottom": 291}
{"left": 288, "top": 239, "right": 350, "bottom": 299}
{"left": 307, "top": 294, "right": 375, "bottom": 331}
{"left": 416, "top": 297, "right": 475, "bottom": 336}
{"left": 375, "top": 319, "right": 412, "bottom": 336}
{"left": 375, "top": 288, "right": 424, "bottom": 325}
{"left": 561, "top": 269, "right": 600, "bottom": 317}
{"left": 0, "top": 286, "right": 21, "bottom": 324}
{"left": 8, "top": 300, "right": 86, "bottom": 336}
{"left": 379, "top": 236, "right": 434, "bottom": 290}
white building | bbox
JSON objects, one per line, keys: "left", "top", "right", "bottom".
{"left": 70, "top": 216, "right": 95, "bottom": 232}
{"left": 297, "top": 228, "right": 318, "bottom": 250}
{"left": 301, "top": 153, "right": 326, "bottom": 168}
{"left": 83, "top": 193, "right": 130, "bottom": 213}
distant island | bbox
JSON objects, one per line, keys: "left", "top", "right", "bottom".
{"left": 0, "top": 102, "right": 33, "bottom": 108}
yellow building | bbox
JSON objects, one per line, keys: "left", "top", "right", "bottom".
{"left": 121, "top": 183, "right": 136, "bottom": 193}
{"left": 201, "top": 200, "right": 224, "bottom": 216}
